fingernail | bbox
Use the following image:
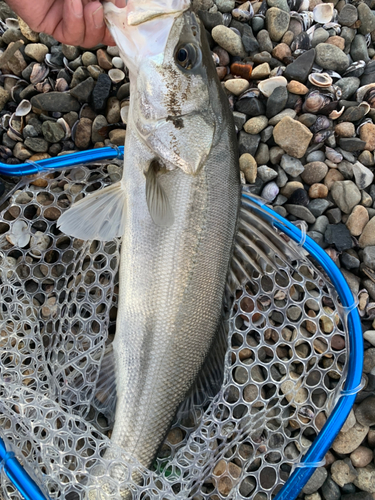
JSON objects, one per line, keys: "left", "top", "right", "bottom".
{"left": 71, "top": 0, "right": 83, "bottom": 17}
{"left": 116, "top": 0, "right": 127, "bottom": 7}
{"left": 93, "top": 5, "right": 104, "bottom": 29}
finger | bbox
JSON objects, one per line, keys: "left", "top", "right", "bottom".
{"left": 81, "top": 1, "right": 107, "bottom": 48}
{"left": 53, "top": 0, "right": 86, "bottom": 46}
{"left": 103, "top": 28, "right": 116, "bottom": 47}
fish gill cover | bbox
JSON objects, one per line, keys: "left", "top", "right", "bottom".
{"left": 0, "top": 165, "right": 350, "bottom": 499}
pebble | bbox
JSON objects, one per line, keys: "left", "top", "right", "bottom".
{"left": 331, "top": 181, "right": 361, "bottom": 214}
{"left": 266, "top": 7, "right": 290, "bottom": 42}
{"left": 332, "top": 423, "right": 369, "bottom": 454}
{"left": 301, "top": 162, "right": 328, "bottom": 185}
{"left": 30, "top": 92, "right": 80, "bottom": 112}
{"left": 225, "top": 79, "right": 249, "bottom": 96}
{"left": 24, "top": 43, "right": 49, "bottom": 62}
{"left": 109, "top": 129, "right": 126, "bottom": 146}
{"left": 244, "top": 116, "right": 268, "bottom": 134}
{"left": 346, "top": 206, "right": 369, "bottom": 236}
{"left": 331, "top": 459, "right": 358, "bottom": 487}
{"left": 321, "top": 476, "right": 341, "bottom": 500}
{"left": 212, "top": 26, "right": 247, "bottom": 57}
{"left": 280, "top": 154, "right": 304, "bottom": 177}
{"left": 75, "top": 118, "right": 92, "bottom": 150}
{"left": 325, "top": 223, "right": 353, "bottom": 252}
{"left": 315, "top": 43, "right": 350, "bottom": 73}
{"left": 359, "top": 217, "right": 375, "bottom": 248}
{"left": 239, "top": 153, "right": 257, "bottom": 183}
{"left": 353, "top": 465, "right": 375, "bottom": 493}
{"left": 92, "top": 73, "right": 112, "bottom": 111}
{"left": 273, "top": 117, "right": 313, "bottom": 159}
{"left": 355, "top": 396, "right": 375, "bottom": 426}
{"left": 350, "top": 447, "right": 373, "bottom": 468}
{"left": 302, "top": 468, "right": 328, "bottom": 495}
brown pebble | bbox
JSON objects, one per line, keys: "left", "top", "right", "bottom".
{"left": 281, "top": 30, "right": 295, "bottom": 46}
{"left": 230, "top": 61, "right": 253, "bottom": 80}
{"left": 324, "top": 169, "right": 344, "bottom": 189}
{"left": 301, "top": 161, "right": 328, "bottom": 185}
{"left": 346, "top": 205, "right": 369, "bottom": 236}
{"left": 335, "top": 121, "right": 355, "bottom": 137}
{"left": 308, "top": 183, "right": 328, "bottom": 198}
{"left": 326, "top": 35, "right": 345, "bottom": 51}
{"left": 350, "top": 446, "right": 374, "bottom": 468}
{"left": 280, "top": 181, "right": 304, "bottom": 197}
{"left": 96, "top": 48, "right": 113, "bottom": 70}
{"left": 75, "top": 117, "right": 92, "bottom": 150}
{"left": 271, "top": 43, "right": 292, "bottom": 61}
{"left": 360, "top": 123, "right": 375, "bottom": 151}
{"left": 367, "top": 429, "right": 375, "bottom": 448}
{"left": 216, "top": 66, "right": 227, "bottom": 80}
{"left": 287, "top": 80, "right": 309, "bottom": 95}
{"left": 44, "top": 207, "right": 61, "bottom": 221}
{"left": 109, "top": 129, "right": 126, "bottom": 146}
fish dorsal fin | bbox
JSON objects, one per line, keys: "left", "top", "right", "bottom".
{"left": 57, "top": 182, "right": 127, "bottom": 241}
{"left": 145, "top": 166, "right": 174, "bottom": 227}
{"left": 92, "top": 345, "right": 117, "bottom": 424}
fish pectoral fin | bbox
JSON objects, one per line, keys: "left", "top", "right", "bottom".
{"left": 57, "top": 182, "right": 127, "bottom": 241}
{"left": 145, "top": 166, "right": 174, "bottom": 227}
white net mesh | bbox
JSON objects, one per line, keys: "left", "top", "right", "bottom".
{"left": 0, "top": 163, "right": 349, "bottom": 500}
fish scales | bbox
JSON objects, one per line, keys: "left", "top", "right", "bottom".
{"left": 58, "top": 0, "right": 240, "bottom": 470}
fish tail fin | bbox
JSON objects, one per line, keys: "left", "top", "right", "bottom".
{"left": 57, "top": 182, "right": 127, "bottom": 241}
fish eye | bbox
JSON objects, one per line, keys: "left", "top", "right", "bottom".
{"left": 175, "top": 43, "right": 200, "bottom": 70}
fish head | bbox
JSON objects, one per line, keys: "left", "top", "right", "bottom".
{"left": 104, "top": 2, "right": 216, "bottom": 176}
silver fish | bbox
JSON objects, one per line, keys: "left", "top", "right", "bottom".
{"left": 58, "top": 0, "right": 240, "bottom": 470}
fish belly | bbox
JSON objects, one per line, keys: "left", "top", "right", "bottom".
{"left": 109, "top": 130, "right": 239, "bottom": 468}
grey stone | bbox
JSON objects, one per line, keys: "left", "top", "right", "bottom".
{"left": 233, "top": 111, "right": 247, "bottom": 130}
{"left": 306, "top": 150, "right": 325, "bottom": 163}
{"left": 242, "top": 24, "right": 260, "bottom": 53}
{"left": 307, "top": 231, "right": 325, "bottom": 247}
{"left": 238, "top": 131, "right": 261, "bottom": 156}
{"left": 257, "top": 165, "right": 278, "bottom": 182}
{"left": 302, "top": 467, "right": 328, "bottom": 495}
{"left": 355, "top": 396, "right": 375, "bottom": 426}
{"left": 341, "top": 27, "right": 356, "bottom": 54}
{"left": 70, "top": 77, "right": 95, "bottom": 102}
{"left": 358, "top": 3, "right": 375, "bottom": 35}
{"left": 284, "top": 48, "right": 315, "bottom": 83}
{"left": 331, "top": 181, "right": 361, "bottom": 214}
{"left": 280, "top": 154, "right": 304, "bottom": 176}
{"left": 91, "top": 115, "right": 108, "bottom": 144}
{"left": 255, "top": 143, "right": 270, "bottom": 165}
{"left": 285, "top": 204, "right": 316, "bottom": 223}
{"left": 198, "top": 10, "right": 224, "bottom": 30}
{"left": 24, "top": 137, "right": 49, "bottom": 153}
{"left": 327, "top": 208, "right": 342, "bottom": 224}
{"left": 331, "top": 459, "right": 358, "bottom": 488}
{"left": 321, "top": 475, "right": 341, "bottom": 500}
{"left": 257, "top": 30, "right": 273, "bottom": 53}
{"left": 325, "top": 223, "right": 353, "bottom": 252}
{"left": 312, "top": 27, "right": 330, "bottom": 48}
{"left": 352, "top": 161, "right": 374, "bottom": 189}
{"left": 315, "top": 43, "right": 350, "bottom": 73}
{"left": 211, "top": 25, "right": 246, "bottom": 57}
{"left": 363, "top": 246, "right": 375, "bottom": 270}
{"left": 342, "top": 493, "right": 374, "bottom": 500}
{"left": 341, "top": 251, "right": 360, "bottom": 269}
{"left": 235, "top": 97, "right": 265, "bottom": 116}
{"left": 276, "top": 166, "right": 288, "bottom": 187}
{"left": 335, "top": 77, "right": 361, "bottom": 100}
{"left": 30, "top": 92, "right": 80, "bottom": 113}
{"left": 311, "top": 215, "right": 329, "bottom": 234}
{"left": 41, "top": 121, "right": 65, "bottom": 143}
{"left": 338, "top": 4, "right": 358, "bottom": 26}
{"left": 266, "top": 86, "right": 288, "bottom": 118}
{"left": 266, "top": 7, "right": 290, "bottom": 42}
{"left": 339, "top": 137, "right": 366, "bottom": 152}
{"left": 308, "top": 199, "right": 332, "bottom": 217}
{"left": 92, "top": 74, "right": 112, "bottom": 111}
{"left": 351, "top": 35, "right": 370, "bottom": 63}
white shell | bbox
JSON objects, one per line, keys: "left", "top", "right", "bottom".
{"left": 329, "top": 105, "right": 345, "bottom": 120}
{"left": 120, "top": 103, "right": 130, "bottom": 124}
{"left": 313, "top": 3, "right": 334, "bottom": 24}
{"left": 108, "top": 68, "right": 125, "bottom": 84}
{"left": 308, "top": 72, "right": 333, "bottom": 88}
{"left": 258, "top": 76, "right": 288, "bottom": 97}
{"left": 15, "top": 99, "right": 32, "bottom": 117}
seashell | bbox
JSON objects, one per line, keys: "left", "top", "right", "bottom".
{"left": 108, "top": 68, "right": 125, "bottom": 84}
{"left": 329, "top": 105, "right": 344, "bottom": 120}
{"left": 120, "top": 103, "right": 129, "bottom": 124}
{"left": 323, "top": 21, "right": 341, "bottom": 34}
{"left": 366, "top": 33, "right": 372, "bottom": 48}
{"left": 300, "top": 11, "right": 314, "bottom": 31}
{"left": 57, "top": 118, "right": 71, "bottom": 140}
{"left": 55, "top": 78, "right": 69, "bottom": 92}
{"left": 356, "top": 118, "right": 373, "bottom": 136}
{"left": 359, "top": 101, "right": 371, "bottom": 115}
{"left": 212, "top": 53, "right": 220, "bottom": 66}
{"left": 291, "top": 32, "right": 311, "bottom": 53}
{"left": 222, "top": 13, "right": 232, "bottom": 26}
{"left": 325, "top": 146, "right": 342, "bottom": 163}
{"left": 308, "top": 72, "right": 333, "bottom": 88}
{"left": 302, "top": 90, "right": 331, "bottom": 114}
{"left": 14, "top": 99, "right": 31, "bottom": 117}
{"left": 364, "top": 61, "right": 375, "bottom": 75}
{"left": 313, "top": 3, "right": 334, "bottom": 24}
{"left": 229, "top": 27, "right": 241, "bottom": 37}
{"left": 238, "top": 88, "right": 261, "bottom": 99}
{"left": 343, "top": 61, "right": 366, "bottom": 79}
{"left": 310, "top": 115, "right": 331, "bottom": 134}
{"left": 232, "top": 2, "right": 254, "bottom": 21}
{"left": 333, "top": 85, "right": 342, "bottom": 100}
{"left": 362, "top": 87, "right": 375, "bottom": 108}
{"left": 71, "top": 119, "right": 79, "bottom": 142}
{"left": 257, "top": 0, "right": 268, "bottom": 17}
{"left": 10, "top": 81, "right": 28, "bottom": 102}
{"left": 8, "top": 114, "right": 23, "bottom": 141}
{"left": 5, "top": 18, "right": 19, "bottom": 29}
{"left": 30, "top": 63, "right": 50, "bottom": 85}
{"left": 313, "top": 129, "right": 334, "bottom": 144}
{"left": 258, "top": 76, "right": 288, "bottom": 97}
{"left": 0, "top": 113, "right": 10, "bottom": 130}
{"left": 357, "top": 83, "right": 375, "bottom": 103}
{"left": 44, "top": 53, "right": 61, "bottom": 70}
{"left": 63, "top": 57, "right": 74, "bottom": 74}
{"left": 324, "top": 69, "right": 342, "bottom": 80}
{"left": 35, "top": 80, "right": 52, "bottom": 93}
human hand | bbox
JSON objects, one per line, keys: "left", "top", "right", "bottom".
{"left": 5, "top": 0, "right": 126, "bottom": 48}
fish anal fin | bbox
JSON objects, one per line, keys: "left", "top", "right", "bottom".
{"left": 145, "top": 167, "right": 174, "bottom": 227}
{"left": 57, "top": 182, "right": 127, "bottom": 241}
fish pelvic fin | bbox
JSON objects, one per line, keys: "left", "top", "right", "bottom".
{"left": 57, "top": 182, "right": 127, "bottom": 241}
{"left": 145, "top": 162, "right": 174, "bottom": 227}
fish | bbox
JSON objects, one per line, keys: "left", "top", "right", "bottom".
{"left": 57, "top": 0, "right": 240, "bottom": 470}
